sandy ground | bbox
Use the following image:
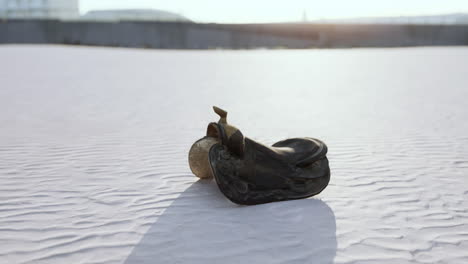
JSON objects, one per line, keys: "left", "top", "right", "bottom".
{"left": 0, "top": 45, "right": 467, "bottom": 264}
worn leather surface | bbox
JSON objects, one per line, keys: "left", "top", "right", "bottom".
{"left": 209, "top": 137, "right": 330, "bottom": 205}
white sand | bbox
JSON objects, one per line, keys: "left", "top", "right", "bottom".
{"left": 0, "top": 45, "right": 467, "bottom": 264}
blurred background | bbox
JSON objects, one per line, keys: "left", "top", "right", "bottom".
{"left": 1, "top": 0, "right": 468, "bottom": 49}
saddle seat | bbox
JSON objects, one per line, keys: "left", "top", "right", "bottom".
{"left": 269, "top": 137, "right": 328, "bottom": 168}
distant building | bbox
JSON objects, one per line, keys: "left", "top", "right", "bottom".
{"left": 0, "top": 0, "right": 79, "bottom": 19}
{"left": 82, "top": 9, "right": 190, "bottom": 22}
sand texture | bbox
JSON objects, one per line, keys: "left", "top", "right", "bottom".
{"left": 0, "top": 45, "right": 468, "bottom": 264}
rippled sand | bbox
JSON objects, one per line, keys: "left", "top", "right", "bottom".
{"left": 1, "top": 45, "right": 467, "bottom": 264}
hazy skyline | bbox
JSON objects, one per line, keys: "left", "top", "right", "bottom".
{"left": 80, "top": 0, "right": 468, "bottom": 23}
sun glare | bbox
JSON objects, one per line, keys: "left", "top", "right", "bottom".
{"left": 80, "top": 0, "right": 468, "bottom": 23}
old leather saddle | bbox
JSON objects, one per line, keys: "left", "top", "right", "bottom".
{"left": 189, "top": 106, "right": 330, "bottom": 205}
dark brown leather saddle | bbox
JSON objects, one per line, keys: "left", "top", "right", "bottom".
{"left": 189, "top": 107, "right": 330, "bottom": 205}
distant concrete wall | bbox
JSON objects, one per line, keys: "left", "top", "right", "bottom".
{"left": 1, "top": 19, "right": 468, "bottom": 49}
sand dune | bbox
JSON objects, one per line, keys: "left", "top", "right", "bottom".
{"left": 0, "top": 45, "right": 467, "bottom": 263}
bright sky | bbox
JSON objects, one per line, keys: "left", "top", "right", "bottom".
{"left": 80, "top": 0, "right": 468, "bottom": 23}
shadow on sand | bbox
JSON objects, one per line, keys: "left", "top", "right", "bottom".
{"left": 124, "top": 180, "right": 337, "bottom": 264}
